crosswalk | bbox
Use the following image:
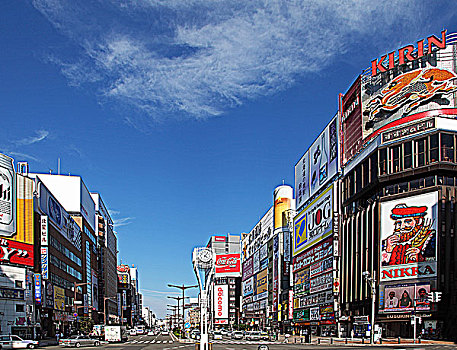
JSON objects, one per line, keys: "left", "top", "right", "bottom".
{"left": 125, "top": 340, "right": 174, "bottom": 344}
{"left": 210, "top": 340, "right": 277, "bottom": 345}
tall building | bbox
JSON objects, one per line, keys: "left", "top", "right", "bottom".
{"left": 90, "top": 193, "right": 118, "bottom": 325}
{"left": 206, "top": 234, "right": 241, "bottom": 329}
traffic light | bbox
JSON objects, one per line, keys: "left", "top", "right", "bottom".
{"left": 427, "top": 292, "right": 435, "bottom": 303}
{"left": 435, "top": 292, "right": 442, "bottom": 302}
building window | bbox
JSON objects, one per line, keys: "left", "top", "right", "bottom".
{"left": 362, "top": 159, "right": 369, "bottom": 188}
{"left": 15, "top": 280, "right": 23, "bottom": 289}
{"left": 370, "top": 153, "right": 377, "bottom": 183}
{"left": 403, "top": 141, "right": 412, "bottom": 169}
{"left": 379, "top": 148, "right": 387, "bottom": 175}
{"left": 429, "top": 134, "right": 439, "bottom": 163}
{"left": 416, "top": 137, "right": 427, "bottom": 167}
{"left": 441, "top": 133, "right": 455, "bottom": 162}
{"left": 355, "top": 165, "right": 362, "bottom": 192}
{"left": 16, "top": 304, "right": 25, "bottom": 313}
{"left": 390, "top": 145, "right": 401, "bottom": 173}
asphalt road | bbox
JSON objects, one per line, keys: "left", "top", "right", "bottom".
{"left": 44, "top": 333, "right": 457, "bottom": 350}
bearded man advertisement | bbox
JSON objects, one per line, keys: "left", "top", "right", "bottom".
{"left": 381, "top": 200, "right": 436, "bottom": 266}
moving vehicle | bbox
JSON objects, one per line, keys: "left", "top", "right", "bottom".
{"left": 245, "top": 331, "right": 261, "bottom": 341}
{"left": 59, "top": 335, "right": 100, "bottom": 347}
{"left": 260, "top": 332, "right": 269, "bottom": 341}
{"left": 0, "top": 335, "right": 39, "bottom": 349}
{"left": 220, "top": 329, "right": 228, "bottom": 336}
{"left": 104, "top": 326, "right": 128, "bottom": 342}
{"left": 231, "top": 331, "right": 244, "bottom": 340}
{"left": 147, "top": 330, "right": 155, "bottom": 336}
{"left": 135, "top": 326, "right": 145, "bottom": 335}
{"left": 213, "top": 331, "right": 222, "bottom": 340}
{"left": 129, "top": 329, "right": 137, "bottom": 336}
{"left": 90, "top": 325, "right": 104, "bottom": 339}
{"left": 162, "top": 330, "right": 169, "bottom": 335}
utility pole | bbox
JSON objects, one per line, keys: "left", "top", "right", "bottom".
{"left": 362, "top": 271, "right": 376, "bottom": 345}
{"left": 167, "top": 296, "right": 184, "bottom": 331}
{"left": 168, "top": 284, "right": 197, "bottom": 337}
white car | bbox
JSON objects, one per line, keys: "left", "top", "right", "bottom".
{"left": 129, "top": 329, "right": 137, "bottom": 336}
{"left": 162, "top": 330, "right": 169, "bottom": 335}
{"left": 147, "top": 330, "right": 155, "bottom": 336}
{"left": 0, "top": 335, "right": 39, "bottom": 349}
{"left": 213, "top": 332, "right": 222, "bottom": 340}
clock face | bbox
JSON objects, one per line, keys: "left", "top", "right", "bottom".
{"left": 199, "top": 249, "right": 212, "bottom": 263}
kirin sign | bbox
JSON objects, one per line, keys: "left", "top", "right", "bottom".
{"left": 215, "top": 254, "right": 241, "bottom": 276}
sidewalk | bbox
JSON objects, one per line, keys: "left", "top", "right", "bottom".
{"left": 283, "top": 334, "right": 455, "bottom": 346}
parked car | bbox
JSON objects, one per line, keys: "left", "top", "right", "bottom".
{"left": 0, "top": 335, "right": 39, "bottom": 349}
{"left": 231, "top": 331, "right": 244, "bottom": 340}
{"left": 213, "top": 331, "right": 222, "bottom": 340}
{"left": 220, "top": 329, "right": 228, "bottom": 336}
{"left": 245, "top": 331, "right": 261, "bottom": 341}
{"left": 260, "top": 332, "right": 269, "bottom": 341}
{"left": 147, "top": 330, "right": 155, "bottom": 336}
{"left": 59, "top": 335, "right": 100, "bottom": 348}
{"left": 162, "top": 330, "right": 169, "bottom": 335}
{"left": 129, "top": 329, "right": 137, "bottom": 336}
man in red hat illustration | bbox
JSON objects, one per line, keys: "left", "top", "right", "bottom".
{"left": 381, "top": 203, "right": 435, "bottom": 265}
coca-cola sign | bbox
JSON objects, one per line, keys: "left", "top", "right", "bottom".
{"left": 215, "top": 254, "right": 241, "bottom": 276}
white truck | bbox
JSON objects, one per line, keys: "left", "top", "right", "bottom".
{"left": 105, "top": 326, "right": 128, "bottom": 342}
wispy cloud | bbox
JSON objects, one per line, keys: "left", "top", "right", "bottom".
{"left": 32, "top": 0, "right": 431, "bottom": 122}
{"left": 14, "top": 130, "right": 49, "bottom": 146}
{"left": 109, "top": 209, "right": 134, "bottom": 227}
{"left": 141, "top": 289, "right": 180, "bottom": 295}
{"left": 113, "top": 217, "right": 134, "bottom": 227}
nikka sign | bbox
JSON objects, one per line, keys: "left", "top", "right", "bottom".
{"left": 215, "top": 253, "right": 241, "bottom": 276}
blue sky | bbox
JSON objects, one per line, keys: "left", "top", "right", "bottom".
{"left": 1, "top": 1, "right": 456, "bottom": 317}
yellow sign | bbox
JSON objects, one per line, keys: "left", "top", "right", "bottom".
{"left": 15, "top": 175, "right": 34, "bottom": 245}
{"left": 255, "top": 269, "right": 268, "bottom": 295}
{"left": 54, "top": 286, "right": 65, "bottom": 311}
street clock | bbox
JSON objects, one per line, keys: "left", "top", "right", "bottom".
{"left": 198, "top": 248, "right": 213, "bottom": 264}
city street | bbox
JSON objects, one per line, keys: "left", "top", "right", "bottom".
{"left": 42, "top": 333, "right": 457, "bottom": 350}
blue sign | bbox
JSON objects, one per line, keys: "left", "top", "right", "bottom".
{"left": 34, "top": 274, "right": 41, "bottom": 303}
{"left": 184, "top": 322, "right": 191, "bottom": 329}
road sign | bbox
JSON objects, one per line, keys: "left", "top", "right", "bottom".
{"left": 73, "top": 313, "right": 78, "bottom": 317}
{"left": 184, "top": 322, "right": 191, "bottom": 329}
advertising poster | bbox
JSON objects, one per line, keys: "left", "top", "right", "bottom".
{"left": 310, "top": 307, "right": 320, "bottom": 321}
{"left": 259, "top": 243, "right": 268, "bottom": 261}
{"left": 41, "top": 247, "right": 48, "bottom": 279}
{"left": 293, "top": 236, "right": 333, "bottom": 272}
{"left": 255, "top": 269, "right": 268, "bottom": 295}
{"left": 284, "top": 231, "right": 291, "bottom": 262}
{"left": 294, "top": 268, "right": 309, "bottom": 296}
{"left": 34, "top": 273, "right": 41, "bottom": 303}
{"left": 294, "top": 185, "right": 333, "bottom": 257}
{"left": 309, "top": 257, "right": 333, "bottom": 279}
{"left": 341, "top": 76, "right": 362, "bottom": 165}
{"left": 295, "top": 151, "right": 309, "bottom": 210}
{"left": 54, "top": 286, "right": 65, "bottom": 311}
{"left": 361, "top": 32, "right": 456, "bottom": 140}
{"left": 243, "top": 277, "right": 254, "bottom": 296}
{"left": 215, "top": 254, "right": 241, "bottom": 276}
{"left": 310, "top": 272, "right": 333, "bottom": 293}
{"left": 380, "top": 192, "right": 438, "bottom": 282}
{"left": 40, "top": 216, "right": 48, "bottom": 246}
{"left": 273, "top": 186, "right": 293, "bottom": 230}
{"left": 214, "top": 285, "right": 228, "bottom": 319}
{"left": 0, "top": 154, "right": 15, "bottom": 237}
{"left": 260, "top": 258, "right": 268, "bottom": 271}
{"left": 37, "top": 182, "right": 82, "bottom": 251}
{"left": 45, "top": 281, "right": 54, "bottom": 308}
{"left": 253, "top": 250, "right": 260, "bottom": 274}
{"left": 382, "top": 282, "right": 431, "bottom": 313}
{"left": 242, "top": 257, "right": 254, "bottom": 281}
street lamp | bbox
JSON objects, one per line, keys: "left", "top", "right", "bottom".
{"left": 168, "top": 284, "right": 198, "bottom": 336}
{"left": 362, "top": 271, "right": 376, "bottom": 344}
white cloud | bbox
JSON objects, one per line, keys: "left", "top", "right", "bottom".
{"left": 14, "top": 130, "right": 49, "bottom": 146}
{"left": 32, "top": 0, "right": 431, "bottom": 122}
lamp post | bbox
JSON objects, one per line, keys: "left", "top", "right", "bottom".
{"left": 168, "top": 284, "right": 198, "bottom": 337}
{"left": 73, "top": 282, "right": 89, "bottom": 333}
{"left": 167, "top": 304, "right": 179, "bottom": 329}
{"left": 362, "top": 271, "right": 376, "bottom": 344}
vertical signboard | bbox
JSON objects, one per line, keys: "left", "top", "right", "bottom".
{"left": 380, "top": 191, "right": 438, "bottom": 282}
{"left": 54, "top": 286, "right": 65, "bottom": 311}
{"left": 41, "top": 247, "right": 48, "bottom": 279}
{"left": 253, "top": 250, "right": 260, "bottom": 274}
{"left": 85, "top": 241, "right": 92, "bottom": 308}
{"left": 0, "top": 154, "right": 15, "bottom": 237}
{"left": 214, "top": 285, "right": 228, "bottom": 319}
{"left": 289, "top": 290, "right": 294, "bottom": 320}
{"left": 40, "top": 216, "right": 48, "bottom": 246}
{"left": 295, "top": 116, "right": 339, "bottom": 209}
{"left": 284, "top": 231, "right": 291, "bottom": 262}
{"left": 34, "top": 273, "right": 41, "bottom": 303}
